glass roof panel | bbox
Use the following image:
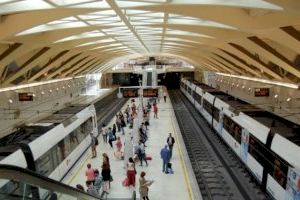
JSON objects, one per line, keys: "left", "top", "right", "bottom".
{"left": 0, "top": 0, "right": 52, "bottom": 15}
{"left": 171, "top": 0, "right": 282, "bottom": 10}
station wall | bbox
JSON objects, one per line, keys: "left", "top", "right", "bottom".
{"left": 0, "top": 78, "right": 85, "bottom": 139}
{"left": 202, "top": 74, "right": 300, "bottom": 125}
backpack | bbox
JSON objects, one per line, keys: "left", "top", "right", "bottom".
{"left": 95, "top": 137, "right": 98, "bottom": 146}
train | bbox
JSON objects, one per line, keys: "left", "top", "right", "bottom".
{"left": 0, "top": 104, "right": 98, "bottom": 198}
{"left": 180, "top": 78, "right": 300, "bottom": 200}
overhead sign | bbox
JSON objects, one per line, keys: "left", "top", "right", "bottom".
{"left": 122, "top": 88, "right": 139, "bottom": 98}
{"left": 254, "top": 88, "right": 269, "bottom": 97}
{"left": 18, "top": 92, "right": 34, "bottom": 101}
{"left": 143, "top": 89, "right": 158, "bottom": 97}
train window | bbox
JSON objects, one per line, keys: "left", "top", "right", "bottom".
{"left": 70, "top": 131, "right": 79, "bottom": 150}
{"left": 203, "top": 99, "right": 213, "bottom": 115}
{"left": 248, "top": 135, "right": 289, "bottom": 188}
{"left": 58, "top": 140, "right": 66, "bottom": 160}
{"left": 213, "top": 108, "right": 220, "bottom": 122}
{"left": 187, "top": 87, "right": 192, "bottom": 95}
{"left": 223, "top": 115, "right": 241, "bottom": 143}
{"left": 36, "top": 152, "right": 53, "bottom": 176}
{"left": 63, "top": 137, "right": 72, "bottom": 158}
{"left": 194, "top": 93, "right": 202, "bottom": 105}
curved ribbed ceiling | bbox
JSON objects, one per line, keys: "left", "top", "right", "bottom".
{"left": 0, "top": 0, "right": 300, "bottom": 86}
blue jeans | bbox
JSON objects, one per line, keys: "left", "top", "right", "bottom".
{"left": 162, "top": 159, "right": 169, "bottom": 172}
{"left": 121, "top": 126, "right": 125, "bottom": 135}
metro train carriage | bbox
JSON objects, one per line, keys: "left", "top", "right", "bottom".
{"left": 0, "top": 104, "right": 98, "bottom": 198}
{"left": 180, "top": 78, "right": 300, "bottom": 200}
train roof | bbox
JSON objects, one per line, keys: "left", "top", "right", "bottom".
{"left": 184, "top": 79, "right": 300, "bottom": 146}
{"left": 0, "top": 125, "right": 53, "bottom": 161}
{"left": 0, "top": 104, "right": 89, "bottom": 161}
{"left": 37, "top": 104, "right": 88, "bottom": 124}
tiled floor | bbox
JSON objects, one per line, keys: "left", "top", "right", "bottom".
{"left": 66, "top": 95, "right": 192, "bottom": 200}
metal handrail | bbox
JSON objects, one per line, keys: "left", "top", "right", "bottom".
{"left": 0, "top": 164, "right": 101, "bottom": 200}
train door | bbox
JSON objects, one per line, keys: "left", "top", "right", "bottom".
{"left": 240, "top": 128, "right": 249, "bottom": 164}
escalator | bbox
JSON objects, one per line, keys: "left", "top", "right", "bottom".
{"left": 0, "top": 164, "right": 136, "bottom": 200}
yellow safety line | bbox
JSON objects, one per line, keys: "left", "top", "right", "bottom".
{"left": 171, "top": 109, "right": 193, "bottom": 200}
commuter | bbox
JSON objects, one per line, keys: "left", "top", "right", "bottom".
{"left": 147, "top": 101, "right": 151, "bottom": 112}
{"left": 166, "top": 133, "right": 175, "bottom": 158}
{"left": 101, "top": 162, "right": 111, "bottom": 194}
{"left": 163, "top": 91, "right": 167, "bottom": 103}
{"left": 102, "top": 127, "right": 108, "bottom": 143}
{"left": 94, "top": 169, "right": 103, "bottom": 192}
{"left": 128, "top": 114, "right": 133, "bottom": 129}
{"left": 160, "top": 145, "right": 170, "bottom": 173}
{"left": 115, "top": 136, "right": 122, "bottom": 152}
{"left": 116, "top": 115, "right": 121, "bottom": 132}
{"left": 90, "top": 133, "right": 98, "bottom": 158}
{"left": 102, "top": 153, "right": 110, "bottom": 168}
{"left": 85, "top": 163, "right": 95, "bottom": 184}
{"left": 139, "top": 171, "right": 153, "bottom": 200}
{"left": 126, "top": 157, "right": 136, "bottom": 187}
{"left": 132, "top": 102, "right": 137, "bottom": 116}
{"left": 120, "top": 116, "right": 126, "bottom": 135}
{"left": 138, "top": 141, "right": 148, "bottom": 167}
{"left": 125, "top": 104, "right": 130, "bottom": 114}
{"left": 108, "top": 127, "right": 114, "bottom": 148}
{"left": 76, "top": 184, "right": 84, "bottom": 191}
{"left": 86, "top": 180, "right": 98, "bottom": 196}
{"left": 153, "top": 103, "right": 158, "bottom": 119}
{"left": 112, "top": 124, "right": 116, "bottom": 139}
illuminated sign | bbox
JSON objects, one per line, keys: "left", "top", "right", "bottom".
{"left": 254, "top": 88, "right": 269, "bottom": 97}
{"left": 122, "top": 89, "right": 139, "bottom": 98}
{"left": 143, "top": 89, "right": 158, "bottom": 97}
{"left": 18, "top": 93, "right": 34, "bottom": 101}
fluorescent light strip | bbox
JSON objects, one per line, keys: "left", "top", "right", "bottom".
{"left": 0, "top": 75, "right": 86, "bottom": 93}
{"left": 216, "top": 73, "right": 299, "bottom": 89}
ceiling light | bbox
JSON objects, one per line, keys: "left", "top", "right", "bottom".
{"left": 49, "top": 89, "right": 52, "bottom": 93}
{"left": 248, "top": 87, "right": 251, "bottom": 91}
{"left": 32, "top": 93, "right": 36, "bottom": 97}
{"left": 242, "top": 85, "right": 245, "bottom": 89}
{"left": 8, "top": 99, "right": 13, "bottom": 104}
{"left": 236, "top": 84, "right": 239, "bottom": 87}
{"left": 286, "top": 97, "right": 291, "bottom": 102}
{"left": 68, "top": 85, "right": 71, "bottom": 88}
{"left": 41, "top": 91, "right": 45, "bottom": 95}
{"left": 62, "top": 86, "right": 65, "bottom": 89}
{"left": 216, "top": 73, "right": 299, "bottom": 89}
{"left": 56, "top": 88, "right": 59, "bottom": 91}
{"left": 274, "top": 94, "right": 278, "bottom": 98}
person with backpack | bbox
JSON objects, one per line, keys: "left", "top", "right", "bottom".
{"left": 91, "top": 133, "right": 98, "bottom": 158}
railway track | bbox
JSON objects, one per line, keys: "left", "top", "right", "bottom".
{"left": 93, "top": 90, "right": 128, "bottom": 128}
{"left": 169, "top": 90, "right": 269, "bottom": 200}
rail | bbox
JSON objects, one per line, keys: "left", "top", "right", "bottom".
{"left": 0, "top": 164, "right": 102, "bottom": 200}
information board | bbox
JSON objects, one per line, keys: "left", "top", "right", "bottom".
{"left": 143, "top": 89, "right": 158, "bottom": 97}
{"left": 122, "top": 88, "right": 139, "bottom": 98}
{"left": 254, "top": 88, "right": 269, "bottom": 97}
{"left": 18, "top": 93, "right": 33, "bottom": 101}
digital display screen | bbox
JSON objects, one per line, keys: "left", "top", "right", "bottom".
{"left": 18, "top": 93, "right": 33, "bottom": 101}
{"left": 143, "top": 89, "right": 158, "bottom": 97}
{"left": 122, "top": 89, "right": 139, "bottom": 98}
{"left": 254, "top": 88, "right": 269, "bottom": 97}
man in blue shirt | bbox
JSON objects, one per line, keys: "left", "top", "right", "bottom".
{"left": 160, "top": 145, "right": 170, "bottom": 173}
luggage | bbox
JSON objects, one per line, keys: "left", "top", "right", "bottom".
{"left": 122, "top": 177, "right": 129, "bottom": 187}
{"left": 145, "top": 156, "right": 152, "bottom": 161}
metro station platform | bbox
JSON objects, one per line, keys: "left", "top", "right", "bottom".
{"left": 64, "top": 94, "right": 200, "bottom": 200}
